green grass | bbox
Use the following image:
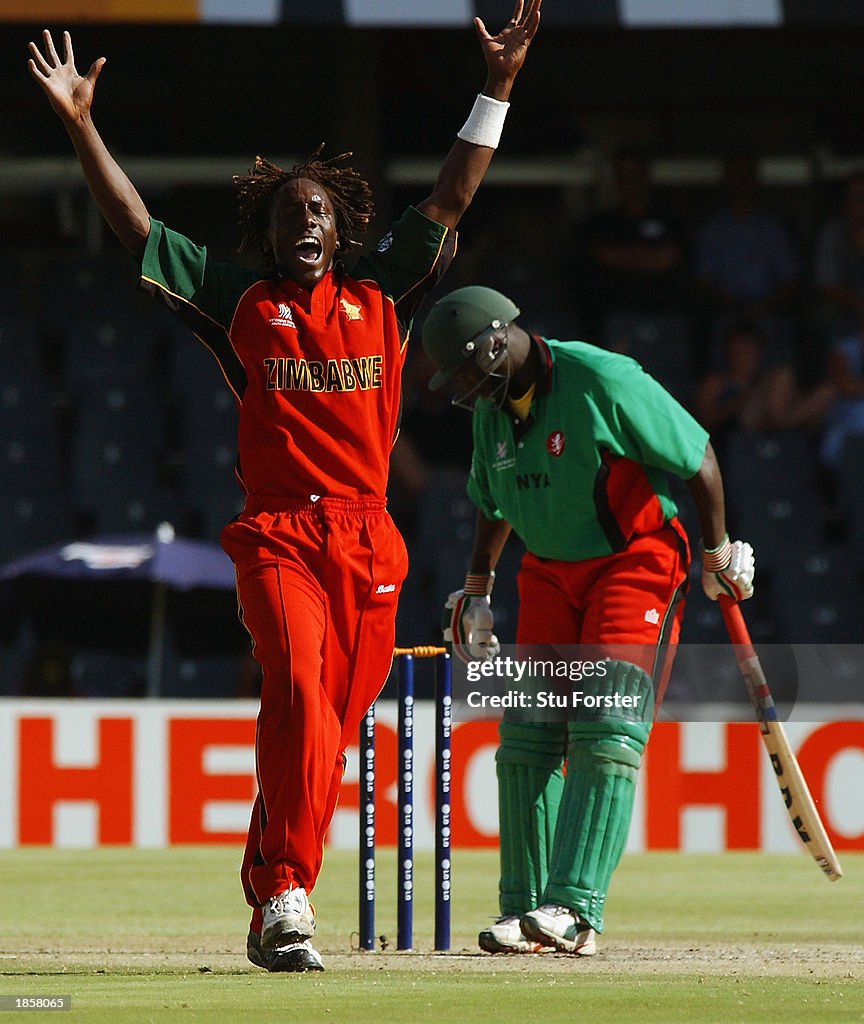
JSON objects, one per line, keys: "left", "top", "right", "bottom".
{"left": 1, "top": 848, "right": 863, "bottom": 1023}
{"left": 3, "top": 973, "right": 861, "bottom": 1024}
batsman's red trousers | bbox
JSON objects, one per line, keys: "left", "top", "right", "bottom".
{"left": 516, "top": 519, "right": 690, "bottom": 697}
{"left": 221, "top": 497, "right": 407, "bottom": 919}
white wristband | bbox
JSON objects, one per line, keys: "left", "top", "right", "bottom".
{"left": 457, "top": 93, "right": 510, "bottom": 149}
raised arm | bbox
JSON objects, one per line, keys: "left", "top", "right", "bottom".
{"left": 27, "top": 30, "right": 150, "bottom": 259}
{"left": 416, "top": 0, "right": 541, "bottom": 230}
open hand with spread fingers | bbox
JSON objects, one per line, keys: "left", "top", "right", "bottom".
{"left": 476, "top": 0, "right": 542, "bottom": 88}
{"left": 27, "top": 29, "right": 106, "bottom": 125}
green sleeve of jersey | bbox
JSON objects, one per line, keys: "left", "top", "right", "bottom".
{"left": 353, "top": 206, "right": 454, "bottom": 311}
{"left": 601, "top": 359, "right": 709, "bottom": 479}
{"left": 466, "top": 416, "right": 504, "bottom": 521}
{"left": 139, "top": 219, "right": 257, "bottom": 329}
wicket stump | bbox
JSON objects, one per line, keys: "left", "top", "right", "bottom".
{"left": 358, "top": 647, "right": 452, "bottom": 951}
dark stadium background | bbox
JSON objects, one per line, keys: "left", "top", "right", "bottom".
{"left": 2, "top": 19, "right": 864, "bottom": 697}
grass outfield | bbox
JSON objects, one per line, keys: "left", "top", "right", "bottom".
{"left": 0, "top": 848, "right": 862, "bottom": 1023}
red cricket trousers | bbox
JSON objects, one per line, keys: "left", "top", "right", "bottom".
{"left": 516, "top": 520, "right": 690, "bottom": 694}
{"left": 221, "top": 497, "right": 407, "bottom": 925}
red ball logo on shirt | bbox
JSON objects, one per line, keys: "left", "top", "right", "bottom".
{"left": 546, "top": 430, "right": 565, "bottom": 457}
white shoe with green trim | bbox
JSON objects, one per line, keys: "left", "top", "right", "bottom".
{"left": 479, "top": 914, "right": 555, "bottom": 954}
{"left": 520, "top": 904, "right": 597, "bottom": 956}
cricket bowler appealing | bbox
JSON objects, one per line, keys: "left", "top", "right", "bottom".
{"left": 28, "top": 2, "right": 541, "bottom": 973}
{"left": 423, "top": 285, "right": 755, "bottom": 956}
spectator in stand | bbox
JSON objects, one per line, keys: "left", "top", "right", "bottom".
{"left": 813, "top": 171, "right": 864, "bottom": 348}
{"left": 574, "top": 149, "right": 687, "bottom": 340}
{"left": 820, "top": 326, "right": 864, "bottom": 472}
{"left": 695, "top": 154, "right": 801, "bottom": 369}
{"left": 693, "top": 321, "right": 835, "bottom": 460}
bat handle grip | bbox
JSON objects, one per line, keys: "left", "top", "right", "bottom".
{"left": 718, "top": 594, "right": 757, "bottom": 658}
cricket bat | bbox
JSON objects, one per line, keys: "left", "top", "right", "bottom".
{"left": 718, "top": 595, "right": 843, "bottom": 881}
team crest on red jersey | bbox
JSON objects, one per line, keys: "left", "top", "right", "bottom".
{"left": 546, "top": 430, "right": 565, "bottom": 457}
{"left": 339, "top": 298, "right": 363, "bottom": 321}
{"left": 269, "top": 302, "right": 296, "bottom": 328}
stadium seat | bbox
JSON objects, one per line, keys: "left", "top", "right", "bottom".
{"left": 0, "top": 491, "right": 76, "bottom": 564}
{"left": 394, "top": 566, "right": 439, "bottom": 652}
{"left": 61, "top": 314, "right": 159, "bottom": 392}
{"left": 69, "top": 383, "right": 174, "bottom": 533}
{"left": 397, "top": 469, "right": 475, "bottom": 649}
{"left": 0, "top": 393, "right": 73, "bottom": 560}
{"left": 0, "top": 364, "right": 69, "bottom": 544}
{"left": 769, "top": 545, "right": 864, "bottom": 643}
{"left": 68, "top": 649, "right": 149, "bottom": 698}
{"left": 721, "top": 429, "right": 825, "bottom": 576}
{"left": 836, "top": 434, "right": 864, "bottom": 569}
{"left": 0, "top": 253, "right": 27, "bottom": 317}
{"left": 0, "top": 639, "right": 29, "bottom": 697}
{"left": 723, "top": 428, "right": 821, "bottom": 498}
{"left": 178, "top": 443, "right": 244, "bottom": 541}
{"left": 38, "top": 252, "right": 141, "bottom": 332}
{"left": 0, "top": 370, "right": 59, "bottom": 436}
{"left": 413, "top": 468, "right": 477, "bottom": 612}
{"left": 0, "top": 315, "right": 43, "bottom": 375}
{"left": 409, "top": 468, "right": 523, "bottom": 644}
{"left": 728, "top": 491, "right": 824, "bottom": 577}
{"left": 159, "top": 652, "right": 246, "bottom": 699}
{"left": 170, "top": 333, "right": 243, "bottom": 539}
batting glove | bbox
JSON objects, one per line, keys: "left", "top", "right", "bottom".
{"left": 443, "top": 572, "right": 500, "bottom": 663}
{"left": 701, "top": 535, "right": 755, "bottom": 602}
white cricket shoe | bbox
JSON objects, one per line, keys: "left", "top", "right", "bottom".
{"left": 478, "top": 914, "right": 555, "bottom": 954}
{"left": 520, "top": 904, "right": 597, "bottom": 956}
{"left": 261, "top": 887, "right": 315, "bottom": 953}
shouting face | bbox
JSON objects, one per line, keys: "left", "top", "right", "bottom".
{"left": 268, "top": 178, "right": 339, "bottom": 290}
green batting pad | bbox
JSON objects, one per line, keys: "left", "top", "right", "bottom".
{"left": 542, "top": 660, "right": 653, "bottom": 932}
{"left": 496, "top": 720, "right": 566, "bottom": 916}
{"left": 496, "top": 719, "right": 567, "bottom": 768}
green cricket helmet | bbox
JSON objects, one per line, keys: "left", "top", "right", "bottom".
{"left": 422, "top": 286, "right": 520, "bottom": 391}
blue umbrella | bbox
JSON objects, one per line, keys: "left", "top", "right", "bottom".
{"left": 1, "top": 523, "right": 237, "bottom": 696}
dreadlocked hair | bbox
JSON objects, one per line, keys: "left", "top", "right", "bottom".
{"left": 233, "top": 145, "right": 374, "bottom": 272}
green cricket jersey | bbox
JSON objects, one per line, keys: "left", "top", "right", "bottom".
{"left": 467, "top": 337, "right": 709, "bottom": 561}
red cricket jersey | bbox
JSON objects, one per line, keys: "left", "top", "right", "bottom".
{"left": 139, "top": 206, "right": 456, "bottom": 501}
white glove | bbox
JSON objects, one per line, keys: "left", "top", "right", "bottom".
{"left": 443, "top": 584, "right": 500, "bottom": 663}
{"left": 701, "top": 536, "right": 755, "bottom": 601}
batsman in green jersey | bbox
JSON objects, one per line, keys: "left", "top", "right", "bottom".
{"left": 422, "top": 286, "right": 756, "bottom": 956}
